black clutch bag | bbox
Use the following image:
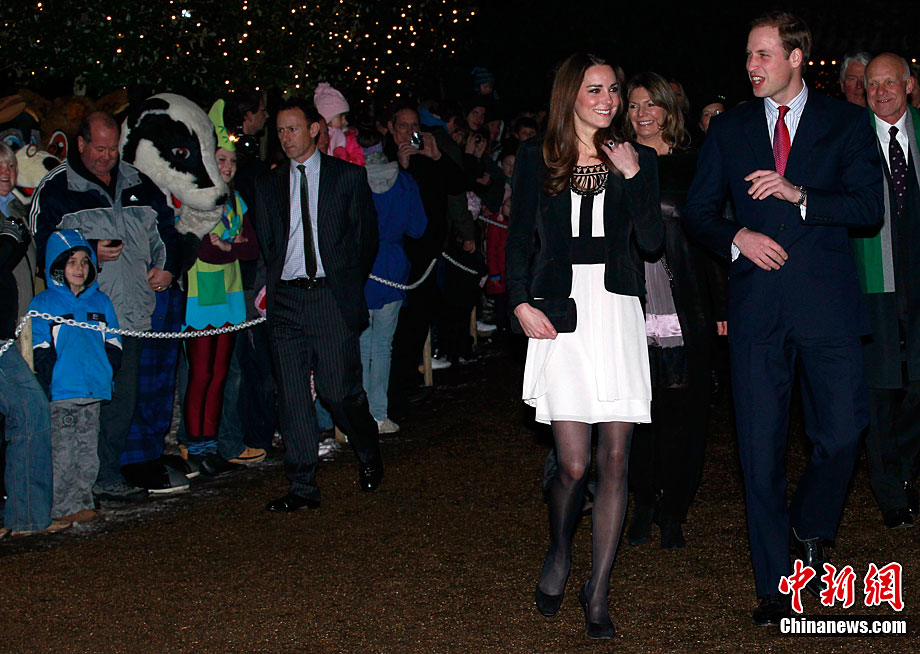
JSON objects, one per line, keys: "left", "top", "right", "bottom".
{"left": 511, "top": 297, "right": 578, "bottom": 334}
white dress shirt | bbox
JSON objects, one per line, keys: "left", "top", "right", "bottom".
{"left": 873, "top": 109, "right": 910, "bottom": 172}
{"left": 282, "top": 149, "right": 326, "bottom": 280}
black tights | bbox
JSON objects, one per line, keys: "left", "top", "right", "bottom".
{"left": 538, "top": 420, "right": 633, "bottom": 622}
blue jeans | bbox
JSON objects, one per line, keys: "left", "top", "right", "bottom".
{"left": 216, "top": 336, "right": 247, "bottom": 460}
{"left": 0, "top": 348, "right": 52, "bottom": 531}
{"left": 359, "top": 301, "right": 401, "bottom": 421}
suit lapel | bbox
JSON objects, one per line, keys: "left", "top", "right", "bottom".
{"left": 274, "top": 164, "right": 291, "bottom": 256}
{"left": 317, "top": 154, "right": 335, "bottom": 248}
{"left": 743, "top": 99, "right": 776, "bottom": 173}
{"left": 785, "top": 94, "right": 828, "bottom": 181}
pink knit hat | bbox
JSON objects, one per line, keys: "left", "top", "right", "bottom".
{"left": 314, "top": 82, "right": 349, "bottom": 122}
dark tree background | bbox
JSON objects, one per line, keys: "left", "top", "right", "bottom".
{"left": 0, "top": 0, "right": 477, "bottom": 106}
{"left": 464, "top": 2, "right": 920, "bottom": 116}
{"left": 1, "top": 1, "right": 918, "bottom": 117}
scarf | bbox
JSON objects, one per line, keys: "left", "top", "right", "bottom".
{"left": 851, "top": 104, "right": 920, "bottom": 294}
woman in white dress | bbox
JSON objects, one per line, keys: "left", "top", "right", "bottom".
{"left": 506, "top": 53, "right": 663, "bottom": 639}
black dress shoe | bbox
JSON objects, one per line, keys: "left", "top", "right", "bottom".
{"left": 535, "top": 561, "right": 570, "bottom": 617}
{"left": 626, "top": 504, "right": 654, "bottom": 546}
{"left": 659, "top": 519, "right": 686, "bottom": 550}
{"left": 578, "top": 581, "right": 615, "bottom": 639}
{"left": 905, "top": 481, "right": 919, "bottom": 515}
{"left": 792, "top": 529, "right": 828, "bottom": 598}
{"left": 535, "top": 585, "right": 565, "bottom": 617}
{"left": 752, "top": 594, "right": 790, "bottom": 626}
{"left": 265, "top": 493, "right": 320, "bottom": 512}
{"left": 359, "top": 463, "right": 383, "bottom": 492}
{"left": 882, "top": 507, "right": 914, "bottom": 530}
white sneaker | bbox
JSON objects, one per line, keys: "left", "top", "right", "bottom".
{"left": 376, "top": 418, "right": 400, "bottom": 434}
{"left": 318, "top": 437, "right": 340, "bottom": 459}
{"left": 476, "top": 320, "right": 497, "bottom": 333}
{"left": 431, "top": 357, "right": 452, "bottom": 370}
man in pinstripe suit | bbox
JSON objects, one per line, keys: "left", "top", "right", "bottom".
{"left": 253, "top": 97, "right": 381, "bottom": 511}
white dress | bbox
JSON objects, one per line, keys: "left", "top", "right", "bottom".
{"left": 522, "top": 188, "right": 651, "bottom": 425}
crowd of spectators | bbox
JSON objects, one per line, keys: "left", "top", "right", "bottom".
{"left": 2, "top": 49, "right": 920, "bottom": 545}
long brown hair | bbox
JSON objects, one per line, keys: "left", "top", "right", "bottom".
{"left": 543, "top": 53, "right": 625, "bottom": 196}
{"left": 622, "top": 72, "right": 690, "bottom": 150}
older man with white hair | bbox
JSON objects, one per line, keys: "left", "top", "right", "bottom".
{"left": 840, "top": 51, "right": 871, "bottom": 107}
{"left": 852, "top": 52, "right": 920, "bottom": 530}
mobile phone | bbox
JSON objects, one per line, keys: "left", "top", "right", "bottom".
{"left": 410, "top": 131, "right": 423, "bottom": 149}
{"left": 107, "top": 239, "right": 123, "bottom": 247}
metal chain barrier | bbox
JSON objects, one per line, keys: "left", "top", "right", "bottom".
{"left": 368, "top": 257, "right": 437, "bottom": 291}
{"left": 476, "top": 215, "right": 509, "bottom": 230}
{"left": 440, "top": 251, "right": 481, "bottom": 275}
{"left": 0, "top": 311, "right": 266, "bottom": 360}
{"left": 2, "top": 251, "right": 480, "bottom": 360}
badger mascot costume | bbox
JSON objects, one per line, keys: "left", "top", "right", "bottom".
{"left": 118, "top": 94, "right": 228, "bottom": 491}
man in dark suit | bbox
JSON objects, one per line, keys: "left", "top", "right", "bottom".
{"left": 253, "top": 97, "right": 382, "bottom": 512}
{"left": 683, "top": 12, "right": 882, "bottom": 625}
{"left": 852, "top": 53, "right": 920, "bottom": 531}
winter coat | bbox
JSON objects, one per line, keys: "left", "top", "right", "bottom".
{"left": 29, "top": 229, "right": 122, "bottom": 401}
{"left": 364, "top": 162, "right": 427, "bottom": 309}
{"left": 29, "top": 152, "right": 180, "bottom": 331}
{"left": 0, "top": 196, "right": 33, "bottom": 339}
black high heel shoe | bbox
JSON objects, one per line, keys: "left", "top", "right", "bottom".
{"left": 578, "top": 581, "right": 615, "bottom": 639}
{"left": 534, "top": 562, "right": 570, "bottom": 617}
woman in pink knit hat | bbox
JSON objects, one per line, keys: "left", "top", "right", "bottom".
{"left": 313, "top": 82, "right": 364, "bottom": 166}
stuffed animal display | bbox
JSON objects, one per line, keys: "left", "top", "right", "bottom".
{"left": 13, "top": 145, "right": 61, "bottom": 205}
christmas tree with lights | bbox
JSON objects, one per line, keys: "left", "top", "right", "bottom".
{"left": 1, "top": 0, "right": 477, "bottom": 104}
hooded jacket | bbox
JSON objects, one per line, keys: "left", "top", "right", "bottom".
{"left": 29, "top": 229, "right": 122, "bottom": 401}
{"left": 363, "top": 159, "right": 427, "bottom": 309}
{"left": 29, "top": 150, "right": 180, "bottom": 331}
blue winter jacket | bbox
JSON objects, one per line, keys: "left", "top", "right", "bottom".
{"left": 363, "top": 164, "right": 428, "bottom": 309}
{"left": 29, "top": 229, "right": 122, "bottom": 401}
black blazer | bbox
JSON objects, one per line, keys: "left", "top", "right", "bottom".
{"left": 253, "top": 153, "right": 379, "bottom": 332}
{"left": 682, "top": 93, "right": 882, "bottom": 343}
{"left": 505, "top": 139, "right": 663, "bottom": 309}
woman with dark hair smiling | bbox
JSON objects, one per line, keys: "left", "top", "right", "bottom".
{"left": 506, "top": 53, "right": 662, "bottom": 639}
{"left": 623, "top": 72, "right": 723, "bottom": 550}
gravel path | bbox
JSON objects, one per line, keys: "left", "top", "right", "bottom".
{"left": 1, "top": 339, "right": 916, "bottom": 653}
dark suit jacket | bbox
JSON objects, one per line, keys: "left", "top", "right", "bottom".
{"left": 506, "top": 139, "right": 663, "bottom": 309}
{"left": 856, "top": 107, "right": 920, "bottom": 388}
{"left": 682, "top": 92, "right": 883, "bottom": 343}
{"left": 253, "top": 153, "right": 379, "bottom": 332}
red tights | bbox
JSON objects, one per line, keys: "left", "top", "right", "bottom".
{"left": 184, "top": 331, "right": 236, "bottom": 439}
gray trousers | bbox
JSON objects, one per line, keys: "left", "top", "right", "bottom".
{"left": 51, "top": 399, "right": 101, "bottom": 517}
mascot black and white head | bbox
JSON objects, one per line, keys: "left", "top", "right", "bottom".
{"left": 119, "top": 93, "right": 228, "bottom": 238}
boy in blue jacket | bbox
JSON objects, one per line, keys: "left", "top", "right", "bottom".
{"left": 29, "top": 229, "right": 122, "bottom": 521}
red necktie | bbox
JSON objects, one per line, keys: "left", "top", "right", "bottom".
{"left": 773, "top": 105, "right": 791, "bottom": 176}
